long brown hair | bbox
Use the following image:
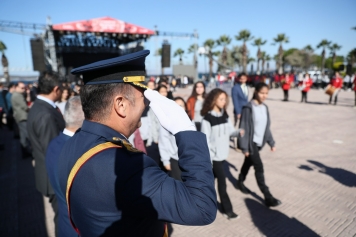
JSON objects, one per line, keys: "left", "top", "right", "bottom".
{"left": 189, "top": 81, "right": 206, "bottom": 99}
{"left": 201, "top": 88, "right": 228, "bottom": 116}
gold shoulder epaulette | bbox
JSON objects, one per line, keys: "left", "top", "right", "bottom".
{"left": 111, "top": 137, "right": 144, "bottom": 153}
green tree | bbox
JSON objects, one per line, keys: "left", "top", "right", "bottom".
{"left": 346, "top": 48, "right": 356, "bottom": 72}
{"left": 303, "top": 45, "right": 314, "bottom": 70}
{"left": 329, "top": 43, "right": 342, "bottom": 66}
{"left": 0, "top": 41, "right": 9, "bottom": 84}
{"left": 187, "top": 44, "right": 198, "bottom": 69}
{"left": 204, "top": 39, "right": 220, "bottom": 79}
{"left": 317, "top": 39, "right": 331, "bottom": 72}
{"left": 216, "top": 35, "right": 232, "bottom": 69}
{"left": 252, "top": 38, "right": 267, "bottom": 73}
{"left": 273, "top": 34, "right": 289, "bottom": 74}
{"left": 247, "top": 57, "right": 255, "bottom": 73}
{"left": 263, "top": 53, "right": 271, "bottom": 72}
{"left": 174, "top": 48, "right": 185, "bottom": 64}
{"left": 235, "top": 29, "right": 254, "bottom": 73}
{"left": 230, "top": 46, "right": 241, "bottom": 71}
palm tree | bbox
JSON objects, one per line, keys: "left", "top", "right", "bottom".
{"left": 174, "top": 48, "right": 185, "bottom": 64}
{"left": 346, "top": 48, "right": 356, "bottom": 69}
{"left": 0, "top": 41, "right": 9, "bottom": 84}
{"left": 329, "top": 43, "right": 342, "bottom": 66}
{"left": 187, "top": 44, "right": 198, "bottom": 69}
{"left": 303, "top": 45, "right": 314, "bottom": 70}
{"left": 230, "top": 46, "right": 241, "bottom": 71}
{"left": 235, "top": 30, "right": 254, "bottom": 73}
{"left": 264, "top": 54, "right": 271, "bottom": 73}
{"left": 317, "top": 39, "right": 331, "bottom": 72}
{"left": 273, "top": 34, "right": 289, "bottom": 74}
{"left": 204, "top": 39, "right": 220, "bottom": 79}
{"left": 216, "top": 35, "right": 232, "bottom": 69}
{"left": 247, "top": 57, "right": 255, "bottom": 73}
{"left": 252, "top": 38, "right": 267, "bottom": 73}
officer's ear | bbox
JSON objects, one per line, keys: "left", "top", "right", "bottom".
{"left": 113, "top": 95, "right": 126, "bottom": 118}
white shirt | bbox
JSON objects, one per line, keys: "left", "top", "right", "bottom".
{"left": 241, "top": 84, "right": 248, "bottom": 97}
{"left": 63, "top": 128, "right": 75, "bottom": 137}
{"left": 37, "top": 95, "right": 56, "bottom": 108}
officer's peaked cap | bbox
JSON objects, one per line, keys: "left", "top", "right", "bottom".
{"left": 71, "top": 50, "right": 150, "bottom": 89}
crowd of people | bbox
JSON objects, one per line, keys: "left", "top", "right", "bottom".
{"left": 0, "top": 58, "right": 355, "bottom": 236}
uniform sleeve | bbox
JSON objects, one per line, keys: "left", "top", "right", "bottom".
{"left": 200, "top": 119, "right": 215, "bottom": 160}
{"left": 122, "top": 131, "right": 217, "bottom": 225}
{"left": 158, "top": 128, "right": 172, "bottom": 166}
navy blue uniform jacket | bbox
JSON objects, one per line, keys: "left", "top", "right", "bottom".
{"left": 46, "top": 132, "right": 78, "bottom": 237}
{"left": 58, "top": 120, "right": 217, "bottom": 237}
{"left": 232, "top": 83, "right": 249, "bottom": 115}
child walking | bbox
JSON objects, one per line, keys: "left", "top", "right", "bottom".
{"left": 236, "top": 82, "right": 281, "bottom": 207}
{"left": 201, "top": 88, "right": 243, "bottom": 220}
{"left": 159, "top": 97, "right": 188, "bottom": 180}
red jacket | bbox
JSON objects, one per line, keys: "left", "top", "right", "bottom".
{"left": 353, "top": 77, "right": 356, "bottom": 91}
{"left": 299, "top": 78, "right": 313, "bottom": 92}
{"left": 282, "top": 75, "right": 293, "bottom": 90}
{"left": 187, "top": 96, "right": 196, "bottom": 120}
{"left": 330, "top": 77, "right": 343, "bottom": 89}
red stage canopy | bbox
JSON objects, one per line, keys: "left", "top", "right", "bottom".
{"left": 53, "top": 17, "right": 155, "bottom": 35}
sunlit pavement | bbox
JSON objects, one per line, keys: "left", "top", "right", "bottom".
{"left": 1, "top": 85, "right": 355, "bottom": 236}
{"left": 171, "top": 85, "right": 356, "bottom": 237}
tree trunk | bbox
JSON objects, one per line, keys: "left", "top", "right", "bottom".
{"left": 261, "top": 59, "right": 265, "bottom": 73}
{"left": 242, "top": 43, "right": 247, "bottom": 73}
{"left": 256, "top": 48, "right": 261, "bottom": 73}
{"left": 332, "top": 53, "right": 336, "bottom": 67}
{"left": 278, "top": 45, "right": 283, "bottom": 74}
{"left": 209, "top": 53, "right": 213, "bottom": 79}
{"left": 321, "top": 49, "right": 325, "bottom": 72}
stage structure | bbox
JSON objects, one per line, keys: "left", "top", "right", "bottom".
{"left": 0, "top": 17, "right": 155, "bottom": 77}
{"left": 0, "top": 17, "right": 198, "bottom": 80}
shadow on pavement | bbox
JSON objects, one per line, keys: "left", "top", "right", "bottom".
{"left": 245, "top": 198, "right": 320, "bottom": 237}
{"left": 224, "top": 160, "right": 238, "bottom": 189}
{"left": 0, "top": 127, "right": 47, "bottom": 236}
{"left": 306, "top": 160, "right": 356, "bottom": 187}
{"left": 298, "top": 165, "right": 314, "bottom": 171}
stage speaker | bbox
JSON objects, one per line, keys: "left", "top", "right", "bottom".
{"left": 30, "top": 38, "right": 46, "bottom": 72}
{"left": 161, "top": 43, "right": 171, "bottom": 68}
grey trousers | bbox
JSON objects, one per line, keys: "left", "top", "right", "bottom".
{"left": 18, "top": 121, "right": 30, "bottom": 148}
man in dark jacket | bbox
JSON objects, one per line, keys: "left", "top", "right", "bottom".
{"left": 231, "top": 73, "right": 249, "bottom": 126}
{"left": 27, "top": 73, "right": 65, "bottom": 235}
{"left": 46, "top": 96, "right": 84, "bottom": 237}
{"left": 11, "top": 82, "right": 31, "bottom": 157}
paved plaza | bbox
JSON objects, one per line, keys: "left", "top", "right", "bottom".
{"left": 1, "top": 85, "right": 355, "bottom": 237}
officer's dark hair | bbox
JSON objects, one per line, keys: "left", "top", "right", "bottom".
{"left": 37, "top": 72, "right": 61, "bottom": 95}
{"left": 80, "top": 83, "right": 135, "bottom": 121}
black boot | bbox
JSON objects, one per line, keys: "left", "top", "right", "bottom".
{"left": 237, "top": 179, "right": 251, "bottom": 194}
{"left": 265, "top": 196, "right": 282, "bottom": 207}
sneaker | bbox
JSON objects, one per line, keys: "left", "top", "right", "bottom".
{"left": 223, "top": 211, "right": 239, "bottom": 220}
{"left": 265, "top": 197, "right": 282, "bottom": 207}
{"left": 237, "top": 180, "right": 251, "bottom": 194}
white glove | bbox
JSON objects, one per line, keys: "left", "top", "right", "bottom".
{"left": 144, "top": 89, "right": 196, "bottom": 135}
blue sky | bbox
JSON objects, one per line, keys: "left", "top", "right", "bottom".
{"left": 0, "top": 0, "right": 355, "bottom": 76}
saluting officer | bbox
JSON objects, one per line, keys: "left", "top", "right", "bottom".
{"left": 58, "top": 50, "right": 217, "bottom": 237}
